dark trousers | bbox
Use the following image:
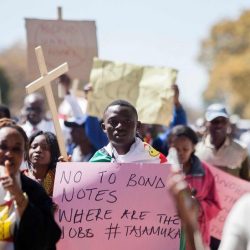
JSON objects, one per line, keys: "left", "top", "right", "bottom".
{"left": 210, "top": 237, "right": 220, "bottom": 250}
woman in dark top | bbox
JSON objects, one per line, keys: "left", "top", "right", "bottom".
{"left": 0, "top": 118, "right": 61, "bottom": 250}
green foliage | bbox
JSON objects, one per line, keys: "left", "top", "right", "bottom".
{"left": 0, "top": 42, "right": 28, "bottom": 114}
{"left": 0, "top": 67, "right": 11, "bottom": 104}
{"left": 198, "top": 10, "right": 250, "bottom": 118}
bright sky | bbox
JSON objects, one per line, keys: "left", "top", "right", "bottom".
{"left": 1, "top": 0, "right": 250, "bottom": 110}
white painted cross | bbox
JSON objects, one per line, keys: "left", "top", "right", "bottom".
{"left": 25, "top": 46, "right": 68, "bottom": 159}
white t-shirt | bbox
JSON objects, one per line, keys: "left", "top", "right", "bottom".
{"left": 21, "top": 119, "right": 55, "bottom": 138}
{"left": 219, "top": 193, "right": 250, "bottom": 250}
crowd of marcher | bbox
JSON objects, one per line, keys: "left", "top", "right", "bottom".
{"left": 1, "top": 73, "right": 250, "bottom": 250}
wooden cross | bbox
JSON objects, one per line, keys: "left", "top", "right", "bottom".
{"left": 26, "top": 46, "right": 68, "bottom": 159}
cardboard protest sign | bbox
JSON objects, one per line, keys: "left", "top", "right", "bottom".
{"left": 208, "top": 164, "right": 250, "bottom": 239}
{"left": 87, "top": 58, "right": 177, "bottom": 126}
{"left": 26, "top": 18, "right": 98, "bottom": 82}
{"left": 53, "top": 163, "right": 180, "bottom": 250}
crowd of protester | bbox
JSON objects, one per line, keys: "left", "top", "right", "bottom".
{"left": 1, "top": 73, "right": 250, "bottom": 250}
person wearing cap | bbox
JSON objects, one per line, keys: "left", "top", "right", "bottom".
{"left": 196, "top": 104, "right": 249, "bottom": 250}
{"left": 196, "top": 103, "right": 249, "bottom": 181}
{"left": 64, "top": 117, "right": 97, "bottom": 162}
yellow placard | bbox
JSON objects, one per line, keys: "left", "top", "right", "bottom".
{"left": 87, "top": 58, "right": 177, "bottom": 126}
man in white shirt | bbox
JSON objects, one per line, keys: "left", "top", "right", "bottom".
{"left": 196, "top": 103, "right": 249, "bottom": 180}
{"left": 20, "top": 93, "right": 54, "bottom": 138}
{"left": 196, "top": 103, "right": 249, "bottom": 250}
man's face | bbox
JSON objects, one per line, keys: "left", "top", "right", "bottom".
{"left": 25, "top": 100, "right": 44, "bottom": 125}
{"left": 207, "top": 116, "right": 229, "bottom": 140}
{"left": 102, "top": 105, "right": 139, "bottom": 148}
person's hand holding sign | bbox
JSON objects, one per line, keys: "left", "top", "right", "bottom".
{"left": 0, "top": 160, "right": 28, "bottom": 217}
